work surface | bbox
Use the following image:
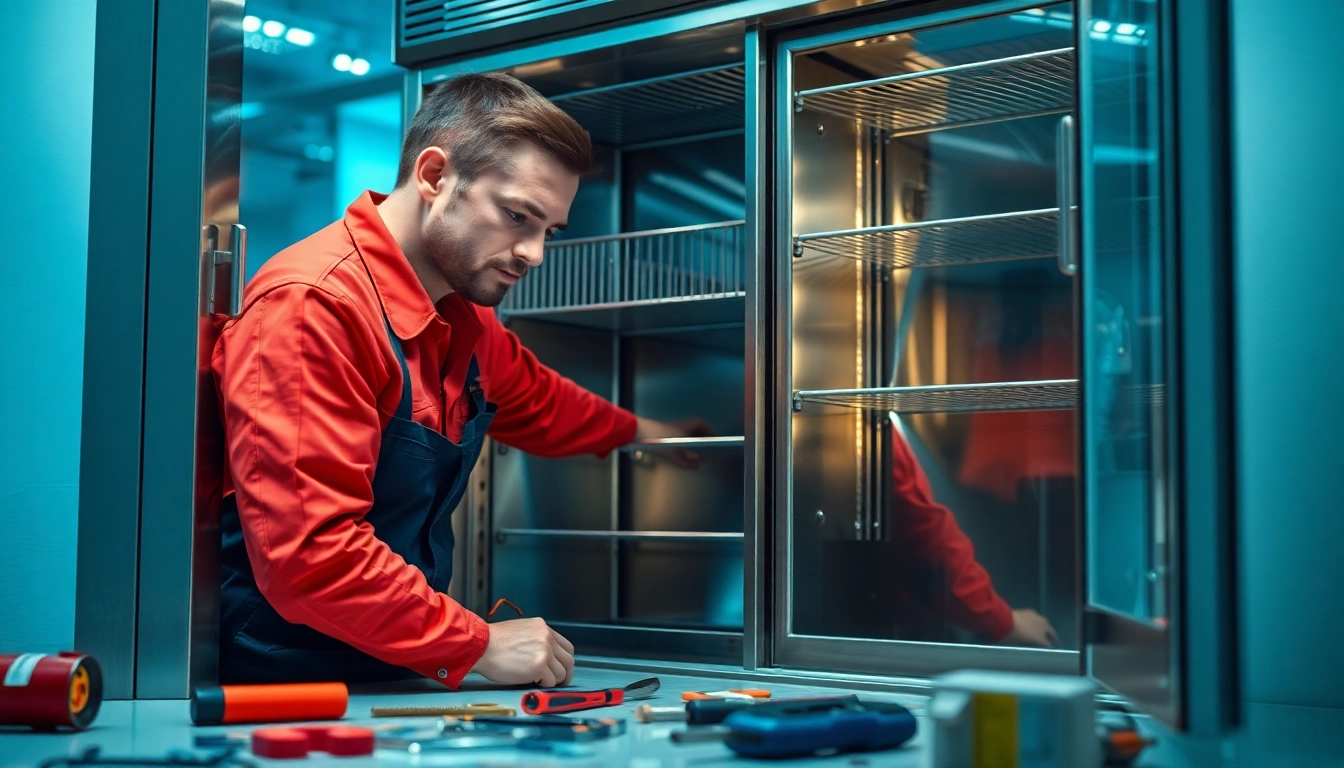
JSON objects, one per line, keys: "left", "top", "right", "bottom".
{"left": 0, "top": 666, "right": 1186, "bottom": 767}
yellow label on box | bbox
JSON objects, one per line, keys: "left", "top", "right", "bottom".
{"left": 972, "top": 692, "right": 1019, "bottom": 768}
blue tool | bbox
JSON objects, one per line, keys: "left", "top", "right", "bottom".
{"left": 671, "top": 698, "right": 917, "bottom": 759}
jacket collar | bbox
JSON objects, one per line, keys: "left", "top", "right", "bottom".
{"left": 343, "top": 190, "right": 453, "bottom": 341}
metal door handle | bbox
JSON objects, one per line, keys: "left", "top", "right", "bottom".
{"left": 1057, "top": 115, "right": 1077, "bottom": 276}
{"left": 205, "top": 223, "right": 248, "bottom": 316}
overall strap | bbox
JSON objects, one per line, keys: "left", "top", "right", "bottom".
{"left": 384, "top": 320, "right": 414, "bottom": 421}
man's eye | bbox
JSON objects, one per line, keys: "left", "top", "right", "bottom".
{"left": 545, "top": 230, "right": 558, "bottom": 241}
{"left": 504, "top": 209, "right": 526, "bottom": 224}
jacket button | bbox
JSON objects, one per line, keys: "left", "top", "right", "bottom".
{"left": 437, "top": 668, "right": 448, "bottom": 679}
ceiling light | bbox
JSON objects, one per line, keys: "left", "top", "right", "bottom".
{"left": 284, "top": 27, "right": 314, "bottom": 46}
{"left": 242, "top": 15, "right": 261, "bottom": 33}
{"left": 1116, "top": 22, "right": 1138, "bottom": 35}
{"left": 349, "top": 58, "right": 370, "bottom": 76}
{"left": 261, "top": 19, "right": 285, "bottom": 37}
{"left": 1092, "top": 20, "right": 1113, "bottom": 33}
{"left": 332, "top": 53, "right": 352, "bottom": 72}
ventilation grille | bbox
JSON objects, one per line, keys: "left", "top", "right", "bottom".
{"left": 402, "top": 0, "right": 604, "bottom": 47}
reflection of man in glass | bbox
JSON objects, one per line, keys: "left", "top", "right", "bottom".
{"left": 890, "top": 423, "right": 1059, "bottom": 648}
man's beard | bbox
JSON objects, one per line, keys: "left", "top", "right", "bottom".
{"left": 426, "top": 217, "right": 525, "bottom": 308}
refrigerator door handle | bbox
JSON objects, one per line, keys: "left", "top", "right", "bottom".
{"left": 205, "top": 223, "right": 248, "bottom": 317}
{"left": 1057, "top": 114, "right": 1078, "bottom": 276}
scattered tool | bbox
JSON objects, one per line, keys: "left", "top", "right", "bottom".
{"left": 38, "top": 746, "right": 255, "bottom": 768}
{"left": 671, "top": 698, "right": 917, "bottom": 759}
{"left": 247, "top": 725, "right": 375, "bottom": 759}
{"left": 681, "top": 688, "right": 771, "bottom": 702}
{"left": 0, "top": 652, "right": 103, "bottom": 731}
{"left": 638, "top": 694, "right": 860, "bottom": 725}
{"left": 1098, "top": 710, "right": 1156, "bottom": 766}
{"left": 370, "top": 702, "right": 516, "bottom": 717}
{"left": 376, "top": 712, "right": 624, "bottom": 755}
{"left": 191, "top": 682, "right": 347, "bottom": 726}
{"left": 521, "top": 676, "right": 660, "bottom": 714}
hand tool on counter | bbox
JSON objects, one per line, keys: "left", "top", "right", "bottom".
{"left": 1097, "top": 710, "right": 1156, "bottom": 766}
{"left": 637, "top": 694, "right": 859, "bottom": 724}
{"left": 681, "top": 687, "right": 771, "bottom": 701}
{"left": 0, "top": 652, "right": 103, "bottom": 730}
{"left": 521, "top": 676, "right": 660, "bottom": 714}
{"left": 370, "top": 702, "right": 516, "bottom": 717}
{"left": 191, "top": 682, "right": 347, "bottom": 726}
{"left": 375, "top": 712, "right": 624, "bottom": 756}
{"left": 671, "top": 698, "right": 917, "bottom": 759}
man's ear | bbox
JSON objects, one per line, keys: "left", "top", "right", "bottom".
{"left": 413, "top": 147, "right": 457, "bottom": 203}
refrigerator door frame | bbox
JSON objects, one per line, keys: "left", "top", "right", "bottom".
{"left": 1078, "top": 0, "right": 1239, "bottom": 735}
{"left": 770, "top": 0, "right": 1083, "bottom": 680}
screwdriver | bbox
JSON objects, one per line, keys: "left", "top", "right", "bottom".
{"left": 637, "top": 694, "right": 860, "bottom": 725}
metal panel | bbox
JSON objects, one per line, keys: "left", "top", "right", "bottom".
{"left": 743, "top": 23, "right": 769, "bottom": 671}
{"left": 74, "top": 0, "right": 157, "bottom": 701}
{"left": 137, "top": 0, "right": 243, "bottom": 698}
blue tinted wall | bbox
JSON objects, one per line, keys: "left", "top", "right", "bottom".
{"left": 0, "top": 0, "right": 98, "bottom": 651}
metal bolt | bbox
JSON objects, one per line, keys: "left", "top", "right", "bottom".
{"left": 816, "top": 123, "right": 826, "bottom": 135}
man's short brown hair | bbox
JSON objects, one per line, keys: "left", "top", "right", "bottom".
{"left": 396, "top": 72, "right": 592, "bottom": 188}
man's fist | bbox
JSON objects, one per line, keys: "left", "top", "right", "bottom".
{"left": 470, "top": 618, "right": 575, "bottom": 687}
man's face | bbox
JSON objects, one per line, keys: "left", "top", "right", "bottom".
{"left": 422, "top": 142, "right": 578, "bottom": 307}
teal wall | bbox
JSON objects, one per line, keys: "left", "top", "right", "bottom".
{"left": 0, "top": 0, "right": 98, "bottom": 652}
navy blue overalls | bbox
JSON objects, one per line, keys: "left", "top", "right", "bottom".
{"left": 218, "top": 302, "right": 497, "bottom": 684}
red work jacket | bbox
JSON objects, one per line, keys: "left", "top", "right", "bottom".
{"left": 212, "top": 192, "right": 637, "bottom": 687}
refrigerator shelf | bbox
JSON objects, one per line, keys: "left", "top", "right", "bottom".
{"left": 551, "top": 64, "right": 745, "bottom": 147}
{"left": 793, "top": 209, "right": 1058, "bottom": 269}
{"left": 795, "top": 48, "right": 1074, "bottom": 136}
{"left": 793, "top": 380, "right": 1078, "bottom": 413}
{"left": 499, "top": 220, "right": 745, "bottom": 331}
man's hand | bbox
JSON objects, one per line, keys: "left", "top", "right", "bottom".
{"left": 633, "top": 417, "right": 714, "bottom": 469}
{"left": 470, "top": 618, "right": 575, "bottom": 687}
{"left": 1002, "top": 609, "right": 1059, "bottom": 648}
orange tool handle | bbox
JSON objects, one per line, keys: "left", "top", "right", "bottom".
{"left": 521, "top": 687, "right": 623, "bottom": 715}
{"left": 191, "top": 682, "right": 348, "bottom": 725}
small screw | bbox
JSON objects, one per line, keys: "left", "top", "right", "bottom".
{"left": 816, "top": 123, "right": 826, "bottom": 135}
{"left": 816, "top": 510, "right": 825, "bottom": 524}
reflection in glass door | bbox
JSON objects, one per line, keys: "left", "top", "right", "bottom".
{"left": 1080, "top": 0, "right": 1168, "bottom": 625}
{"left": 776, "top": 3, "right": 1082, "bottom": 677}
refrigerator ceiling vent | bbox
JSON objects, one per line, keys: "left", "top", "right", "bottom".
{"left": 398, "top": 0, "right": 698, "bottom": 67}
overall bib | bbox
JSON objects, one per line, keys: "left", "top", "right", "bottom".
{"left": 218, "top": 313, "right": 496, "bottom": 684}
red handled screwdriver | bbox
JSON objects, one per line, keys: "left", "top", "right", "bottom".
{"left": 522, "top": 677, "right": 660, "bottom": 715}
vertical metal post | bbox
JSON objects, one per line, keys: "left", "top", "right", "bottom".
{"left": 742, "top": 24, "right": 768, "bottom": 670}
{"left": 75, "top": 0, "right": 159, "bottom": 700}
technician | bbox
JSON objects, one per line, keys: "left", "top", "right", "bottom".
{"left": 212, "top": 73, "right": 704, "bottom": 690}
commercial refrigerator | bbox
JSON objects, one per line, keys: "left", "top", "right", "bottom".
{"left": 79, "top": 0, "right": 1239, "bottom": 735}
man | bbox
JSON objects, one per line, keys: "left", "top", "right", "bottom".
{"left": 213, "top": 73, "right": 700, "bottom": 689}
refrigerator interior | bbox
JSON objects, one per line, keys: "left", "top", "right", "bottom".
{"left": 481, "top": 32, "right": 750, "bottom": 661}
{"left": 787, "top": 3, "right": 1082, "bottom": 650}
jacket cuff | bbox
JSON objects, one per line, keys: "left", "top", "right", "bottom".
{"left": 982, "top": 599, "right": 1015, "bottom": 642}
{"left": 597, "top": 408, "right": 639, "bottom": 459}
{"left": 416, "top": 611, "right": 491, "bottom": 689}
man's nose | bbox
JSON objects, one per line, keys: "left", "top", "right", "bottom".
{"left": 513, "top": 234, "right": 546, "bottom": 269}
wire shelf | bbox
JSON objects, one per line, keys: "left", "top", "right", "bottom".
{"left": 796, "top": 48, "right": 1074, "bottom": 136}
{"left": 794, "top": 209, "right": 1059, "bottom": 269}
{"left": 551, "top": 64, "right": 746, "bottom": 147}
{"left": 499, "top": 221, "right": 745, "bottom": 329}
{"left": 793, "top": 380, "right": 1078, "bottom": 413}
